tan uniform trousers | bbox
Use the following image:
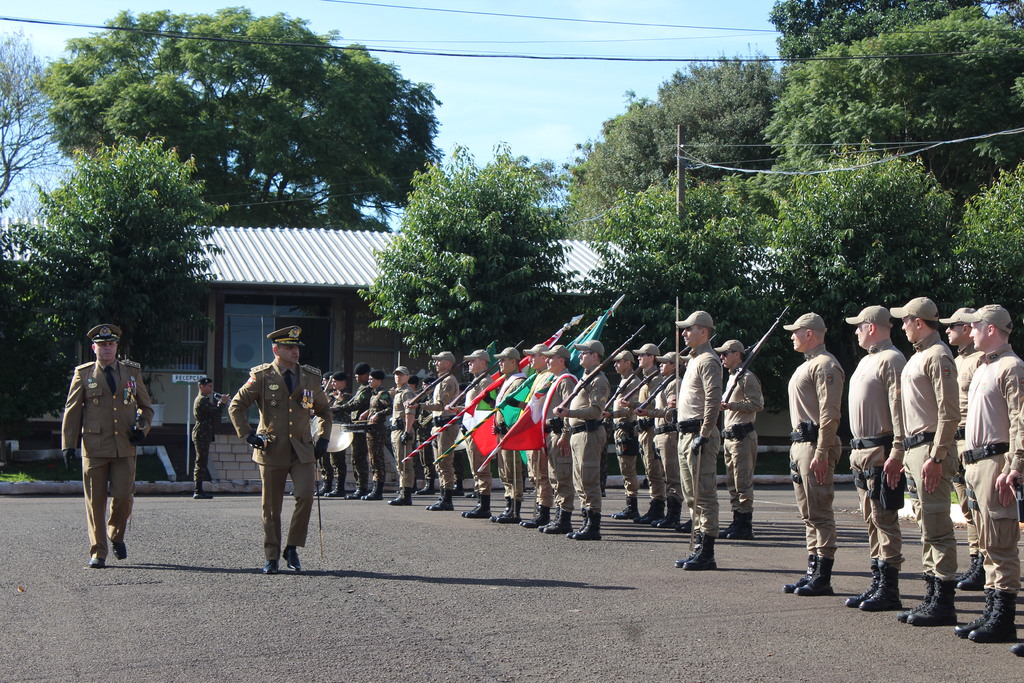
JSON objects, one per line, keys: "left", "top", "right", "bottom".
{"left": 498, "top": 449, "right": 525, "bottom": 501}
{"left": 615, "top": 424, "right": 639, "bottom": 498}
{"left": 790, "top": 440, "right": 839, "bottom": 559}
{"left": 467, "top": 440, "right": 493, "bottom": 495}
{"left": 392, "top": 432, "right": 415, "bottom": 490}
{"left": 904, "top": 442, "right": 958, "bottom": 580}
{"left": 724, "top": 431, "right": 758, "bottom": 514}
{"left": 259, "top": 456, "right": 314, "bottom": 562}
{"left": 82, "top": 455, "right": 136, "bottom": 559}
{"left": 678, "top": 430, "right": 720, "bottom": 536}
{"left": 953, "top": 439, "right": 980, "bottom": 555}
{"left": 572, "top": 427, "right": 605, "bottom": 513}
{"left": 965, "top": 454, "right": 1020, "bottom": 592}
{"left": 850, "top": 446, "right": 903, "bottom": 566}
{"left": 640, "top": 428, "right": 667, "bottom": 501}
{"left": 546, "top": 431, "right": 575, "bottom": 512}
{"left": 528, "top": 448, "right": 552, "bottom": 508}
{"left": 432, "top": 425, "right": 457, "bottom": 490}
{"left": 655, "top": 432, "right": 683, "bottom": 504}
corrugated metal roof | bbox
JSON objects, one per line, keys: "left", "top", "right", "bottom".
{"left": 208, "top": 226, "right": 602, "bottom": 290}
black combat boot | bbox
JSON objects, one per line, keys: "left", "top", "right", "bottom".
{"left": 611, "top": 496, "right": 639, "bottom": 520}
{"left": 652, "top": 498, "right": 682, "bottom": 529}
{"left": 361, "top": 480, "right": 384, "bottom": 500}
{"left": 635, "top": 499, "right": 665, "bottom": 525}
{"left": 520, "top": 504, "right": 550, "bottom": 529}
{"left": 344, "top": 486, "right": 368, "bottom": 500}
{"left": 907, "top": 578, "right": 957, "bottom": 626}
{"left": 784, "top": 555, "right": 818, "bottom": 594}
{"left": 501, "top": 499, "right": 522, "bottom": 524}
{"left": 336, "top": 461, "right": 348, "bottom": 496}
{"left": 720, "top": 510, "right": 742, "bottom": 539}
{"left": 425, "top": 488, "right": 454, "bottom": 511}
{"left": 860, "top": 562, "right": 903, "bottom": 612}
{"left": 462, "top": 494, "right": 491, "bottom": 519}
{"left": 491, "top": 497, "right": 513, "bottom": 522}
{"left": 731, "top": 511, "right": 755, "bottom": 540}
{"left": 676, "top": 518, "right": 693, "bottom": 533}
{"left": 567, "top": 508, "right": 602, "bottom": 541}
{"left": 315, "top": 473, "right": 333, "bottom": 496}
{"left": 968, "top": 591, "right": 1017, "bottom": 643}
{"left": 542, "top": 508, "right": 573, "bottom": 534}
{"left": 846, "top": 559, "right": 881, "bottom": 608}
{"left": 193, "top": 481, "right": 213, "bottom": 500}
{"left": 898, "top": 574, "right": 935, "bottom": 623}
{"left": 683, "top": 534, "right": 717, "bottom": 571}
{"left": 675, "top": 532, "right": 704, "bottom": 568}
{"left": 1012, "top": 643, "right": 1024, "bottom": 657}
{"left": 415, "top": 476, "right": 436, "bottom": 496}
{"left": 957, "top": 553, "right": 986, "bottom": 591}
{"left": 453, "top": 477, "right": 466, "bottom": 497}
{"left": 388, "top": 487, "right": 413, "bottom": 506}
{"left": 955, "top": 588, "right": 995, "bottom": 638}
{"left": 795, "top": 556, "right": 835, "bottom": 596}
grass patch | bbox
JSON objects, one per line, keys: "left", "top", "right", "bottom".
{"left": 0, "top": 453, "right": 169, "bottom": 483}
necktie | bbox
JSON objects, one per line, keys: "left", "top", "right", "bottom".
{"left": 104, "top": 366, "right": 116, "bottom": 394}
{"left": 285, "top": 369, "right": 295, "bottom": 394}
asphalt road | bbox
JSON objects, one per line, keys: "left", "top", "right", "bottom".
{"left": 2, "top": 485, "right": 1020, "bottom": 682}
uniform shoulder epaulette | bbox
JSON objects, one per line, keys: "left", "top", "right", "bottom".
{"left": 75, "top": 361, "right": 94, "bottom": 371}
{"left": 121, "top": 359, "right": 141, "bottom": 369}
{"left": 250, "top": 362, "right": 273, "bottom": 374}
{"left": 302, "top": 363, "right": 322, "bottom": 376}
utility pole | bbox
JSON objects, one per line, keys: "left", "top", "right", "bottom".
{"left": 676, "top": 124, "right": 685, "bottom": 220}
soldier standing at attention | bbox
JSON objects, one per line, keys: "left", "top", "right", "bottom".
{"left": 781, "top": 313, "right": 844, "bottom": 595}
{"left": 520, "top": 344, "right": 555, "bottom": 529}
{"left": 842, "top": 307, "right": 906, "bottom": 612}
{"left": 490, "top": 347, "right": 528, "bottom": 524}
{"left": 716, "top": 340, "right": 764, "bottom": 541}
{"left": 408, "top": 374, "right": 435, "bottom": 495}
{"left": 415, "top": 352, "right": 460, "bottom": 512}
{"left": 228, "top": 326, "right": 331, "bottom": 574}
{"left": 361, "top": 369, "right": 392, "bottom": 500}
{"left": 192, "top": 377, "right": 227, "bottom": 500}
{"left": 941, "top": 308, "right": 987, "bottom": 591}
{"left": 461, "top": 349, "right": 495, "bottom": 519}
{"left": 332, "top": 363, "right": 373, "bottom": 499}
{"left": 624, "top": 343, "right": 667, "bottom": 525}
{"left": 635, "top": 352, "right": 684, "bottom": 531}
{"left": 388, "top": 367, "right": 417, "bottom": 506}
{"left": 62, "top": 324, "right": 153, "bottom": 569}
{"left": 608, "top": 351, "right": 642, "bottom": 521}
{"left": 891, "top": 297, "right": 960, "bottom": 626}
{"left": 538, "top": 345, "right": 578, "bottom": 535}
{"left": 674, "top": 311, "right": 723, "bottom": 571}
{"left": 322, "top": 371, "right": 350, "bottom": 497}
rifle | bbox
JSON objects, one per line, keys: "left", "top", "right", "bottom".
{"left": 406, "top": 370, "right": 453, "bottom": 407}
{"left": 554, "top": 325, "right": 646, "bottom": 414}
{"left": 722, "top": 306, "right": 790, "bottom": 404}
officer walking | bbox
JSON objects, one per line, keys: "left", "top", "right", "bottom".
{"left": 192, "top": 377, "right": 228, "bottom": 500}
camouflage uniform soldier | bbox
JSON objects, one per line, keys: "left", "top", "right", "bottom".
{"left": 192, "top": 377, "right": 227, "bottom": 500}
{"left": 331, "top": 363, "right": 373, "bottom": 499}
{"left": 361, "top": 369, "right": 392, "bottom": 500}
{"left": 320, "top": 372, "right": 350, "bottom": 497}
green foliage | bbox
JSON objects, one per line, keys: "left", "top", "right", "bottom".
{"left": 768, "top": 10, "right": 1024, "bottom": 199}
{"left": 43, "top": 8, "right": 439, "bottom": 229}
{"left": 363, "top": 147, "right": 566, "bottom": 354}
{"left": 24, "top": 137, "right": 220, "bottom": 369}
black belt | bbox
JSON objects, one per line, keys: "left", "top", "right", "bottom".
{"left": 955, "top": 426, "right": 966, "bottom": 441}
{"left": 570, "top": 419, "right": 602, "bottom": 434}
{"left": 724, "top": 422, "right": 755, "bottom": 440}
{"left": 961, "top": 443, "right": 1010, "bottom": 465}
{"left": 390, "top": 424, "right": 404, "bottom": 432}
{"left": 433, "top": 415, "right": 455, "bottom": 427}
{"left": 790, "top": 420, "right": 819, "bottom": 443}
{"left": 616, "top": 420, "right": 637, "bottom": 434}
{"left": 637, "top": 418, "right": 654, "bottom": 432}
{"left": 655, "top": 423, "right": 677, "bottom": 435}
{"left": 494, "top": 423, "right": 509, "bottom": 435}
{"left": 903, "top": 432, "right": 935, "bottom": 450}
{"left": 677, "top": 418, "right": 701, "bottom": 434}
{"left": 850, "top": 434, "right": 893, "bottom": 450}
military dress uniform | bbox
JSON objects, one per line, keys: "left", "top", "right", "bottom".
{"left": 62, "top": 324, "right": 153, "bottom": 567}
{"left": 720, "top": 360, "right": 764, "bottom": 540}
{"left": 492, "top": 361, "right": 529, "bottom": 523}
{"left": 609, "top": 362, "right": 642, "bottom": 520}
{"left": 566, "top": 364, "right": 610, "bottom": 540}
{"left": 332, "top": 375, "right": 373, "bottom": 498}
{"left": 191, "top": 381, "right": 223, "bottom": 498}
{"left": 228, "top": 327, "right": 331, "bottom": 572}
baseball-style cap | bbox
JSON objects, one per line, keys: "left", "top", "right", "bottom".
{"left": 267, "top": 326, "right": 304, "bottom": 346}
{"left": 431, "top": 351, "right": 456, "bottom": 364}
{"left": 541, "top": 344, "right": 571, "bottom": 360}
{"left": 524, "top": 343, "right": 548, "bottom": 356}
{"left": 614, "top": 350, "right": 636, "bottom": 364}
{"left": 633, "top": 342, "right": 661, "bottom": 356}
{"left": 961, "top": 304, "right": 1014, "bottom": 334}
{"left": 676, "top": 310, "right": 715, "bottom": 330}
{"left": 495, "top": 347, "right": 521, "bottom": 361}
{"left": 939, "top": 307, "right": 977, "bottom": 325}
{"left": 783, "top": 313, "right": 827, "bottom": 332}
{"left": 845, "top": 305, "right": 892, "bottom": 327}
{"left": 392, "top": 366, "right": 410, "bottom": 376}
{"left": 88, "top": 324, "right": 122, "bottom": 343}
{"left": 369, "top": 369, "right": 386, "bottom": 380}
{"left": 714, "top": 340, "right": 745, "bottom": 354}
{"left": 890, "top": 297, "right": 939, "bottom": 321}
{"left": 656, "top": 352, "right": 680, "bottom": 364}
{"left": 573, "top": 340, "right": 605, "bottom": 356}
{"left": 463, "top": 349, "right": 489, "bottom": 362}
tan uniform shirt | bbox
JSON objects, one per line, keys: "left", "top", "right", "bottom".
{"left": 848, "top": 338, "right": 906, "bottom": 459}
{"left": 648, "top": 377, "right": 678, "bottom": 425}
{"left": 610, "top": 372, "right": 641, "bottom": 422}
{"left": 676, "top": 341, "right": 723, "bottom": 439}
{"left": 632, "top": 369, "right": 663, "bottom": 414}
{"left": 955, "top": 344, "right": 984, "bottom": 427}
{"left": 788, "top": 344, "right": 844, "bottom": 460}
{"left": 544, "top": 373, "right": 576, "bottom": 435}
{"left": 567, "top": 372, "right": 610, "bottom": 426}
{"left": 62, "top": 359, "right": 154, "bottom": 458}
{"left": 965, "top": 344, "right": 1024, "bottom": 474}
{"left": 723, "top": 370, "right": 764, "bottom": 429}
{"left": 900, "top": 331, "right": 958, "bottom": 462}
{"left": 420, "top": 374, "right": 459, "bottom": 419}
{"left": 392, "top": 384, "right": 416, "bottom": 433}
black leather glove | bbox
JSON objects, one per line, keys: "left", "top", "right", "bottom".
{"left": 246, "top": 432, "right": 267, "bottom": 449}
{"left": 690, "top": 436, "right": 708, "bottom": 456}
{"left": 401, "top": 430, "right": 411, "bottom": 444}
{"left": 128, "top": 428, "right": 146, "bottom": 445}
{"left": 63, "top": 448, "right": 78, "bottom": 470}
{"left": 314, "top": 437, "right": 329, "bottom": 458}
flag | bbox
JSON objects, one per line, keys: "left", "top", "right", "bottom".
{"left": 499, "top": 372, "right": 577, "bottom": 451}
{"left": 565, "top": 295, "right": 623, "bottom": 378}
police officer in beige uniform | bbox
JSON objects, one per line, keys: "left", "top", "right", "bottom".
{"left": 557, "top": 340, "right": 610, "bottom": 540}
{"left": 674, "top": 311, "right": 723, "bottom": 571}
{"left": 228, "top": 326, "right": 331, "bottom": 574}
{"left": 520, "top": 344, "right": 555, "bottom": 529}
{"left": 491, "top": 347, "right": 529, "bottom": 524}
{"left": 957, "top": 305, "right": 1023, "bottom": 646}
{"left": 388, "top": 366, "right": 417, "bottom": 506}
{"left": 415, "top": 351, "right": 460, "bottom": 512}
{"left": 843, "top": 306, "right": 907, "bottom": 611}
{"left": 538, "top": 345, "right": 577, "bottom": 535}
{"left": 62, "top": 324, "right": 154, "bottom": 568}
{"left": 781, "top": 313, "right": 844, "bottom": 596}
{"left": 636, "top": 352, "right": 684, "bottom": 531}
{"left": 891, "top": 297, "right": 960, "bottom": 626}
{"left": 608, "top": 351, "right": 642, "bottom": 520}
{"left": 625, "top": 343, "right": 668, "bottom": 525}
{"left": 716, "top": 340, "right": 764, "bottom": 541}
{"left": 942, "top": 307, "right": 987, "bottom": 591}
{"left": 461, "top": 349, "right": 495, "bottom": 519}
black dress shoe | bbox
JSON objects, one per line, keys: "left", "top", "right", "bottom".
{"left": 193, "top": 491, "right": 213, "bottom": 499}
{"left": 112, "top": 541, "right": 127, "bottom": 560}
{"left": 283, "top": 546, "right": 301, "bottom": 572}
{"left": 87, "top": 556, "right": 106, "bottom": 569}
{"left": 262, "top": 560, "right": 279, "bottom": 574}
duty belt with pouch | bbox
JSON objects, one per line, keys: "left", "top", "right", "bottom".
{"left": 570, "top": 419, "right": 603, "bottom": 434}
{"left": 655, "top": 423, "right": 678, "bottom": 436}
{"left": 545, "top": 417, "right": 565, "bottom": 434}
{"left": 616, "top": 420, "right": 637, "bottom": 436}
{"left": 789, "top": 460, "right": 802, "bottom": 485}
{"left": 677, "top": 418, "right": 701, "bottom": 435}
{"left": 433, "top": 415, "right": 455, "bottom": 428}
{"left": 637, "top": 418, "right": 654, "bottom": 432}
{"left": 955, "top": 426, "right": 966, "bottom": 441}
{"left": 960, "top": 442, "right": 1010, "bottom": 465}
{"left": 849, "top": 434, "right": 893, "bottom": 450}
{"left": 903, "top": 431, "right": 934, "bottom": 450}
{"left": 790, "top": 420, "right": 818, "bottom": 443}
{"left": 723, "top": 422, "right": 755, "bottom": 441}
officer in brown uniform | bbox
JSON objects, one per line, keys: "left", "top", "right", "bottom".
{"left": 322, "top": 372, "right": 350, "bottom": 497}
{"left": 415, "top": 351, "right": 460, "bottom": 511}
{"left": 62, "top": 324, "right": 154, "bottom": 568}
{"left": 332, "top": 363, "right": 372, "bottom": 499}
{"left": 461, "top": 349, "right": 495, "bottom": 519}
{"left": 520, "top": 344, "right": 555, "bottom": 528}
{"left": 843, "top": 306, "right": 906, "bottom": 611}
{"left": 408, "top": 374, "right": 435, "bottom": 494}
{"left": 941, "top": 307, "right": 987, "bottom": 591}
{"left": 388, "top": 366, "right": 417, "bottom": 506}
{"left": 192, "top": 377, "right": 227, "bottom": 500}
{"left": 956, "top": 305, "right": 1023, "bottom": 645}
{"left": 781, "top": 313, "right": 844, "bottom": 595}
{"left": 716, "top": 340, "right": 764, "bottom": 541}
{"left": 557, "top": 340, "right": 610, "bottom": 540}
{"left": 538, "top": 345, "right": 577, "bottom": 535}
{"left": 625, "top": 343, "right": 668, "bottom": 525}
{"left": 891, "top": 297, "right": 960, "bottom": 626}
{"left": 636, "top": 352, "right": 684, "bottom": 531}
{"left": 228, "top": 326, "right": 331, "bottom": 574}
{"left": 361, "top": 369, "right": 392, "bottom": 500}
{"left": 674, "top": 311, "right": 723, "bottom": 571}
{"left": 608, "top": 351, "right": 642, "bottom": 520}
{"left": 491, "top": 347, "right": 529, "bottom": 524}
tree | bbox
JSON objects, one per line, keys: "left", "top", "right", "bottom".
{"left": 770, "top": 0, "right": 982, "bottom": 59}
{"left": 22, "top": 137, "right": 221, "bottom": 369}
{"left": 767, "top": 11, "right": 1024, "bottom": 199}
{"left": 43, "top": 8, "right": 439, "bottom": 230}
{"left": 569, "top": 59, "right": 781, "bottom": 221}
{"left": 364, "top": 147, "right": 567, "bottom": 354}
